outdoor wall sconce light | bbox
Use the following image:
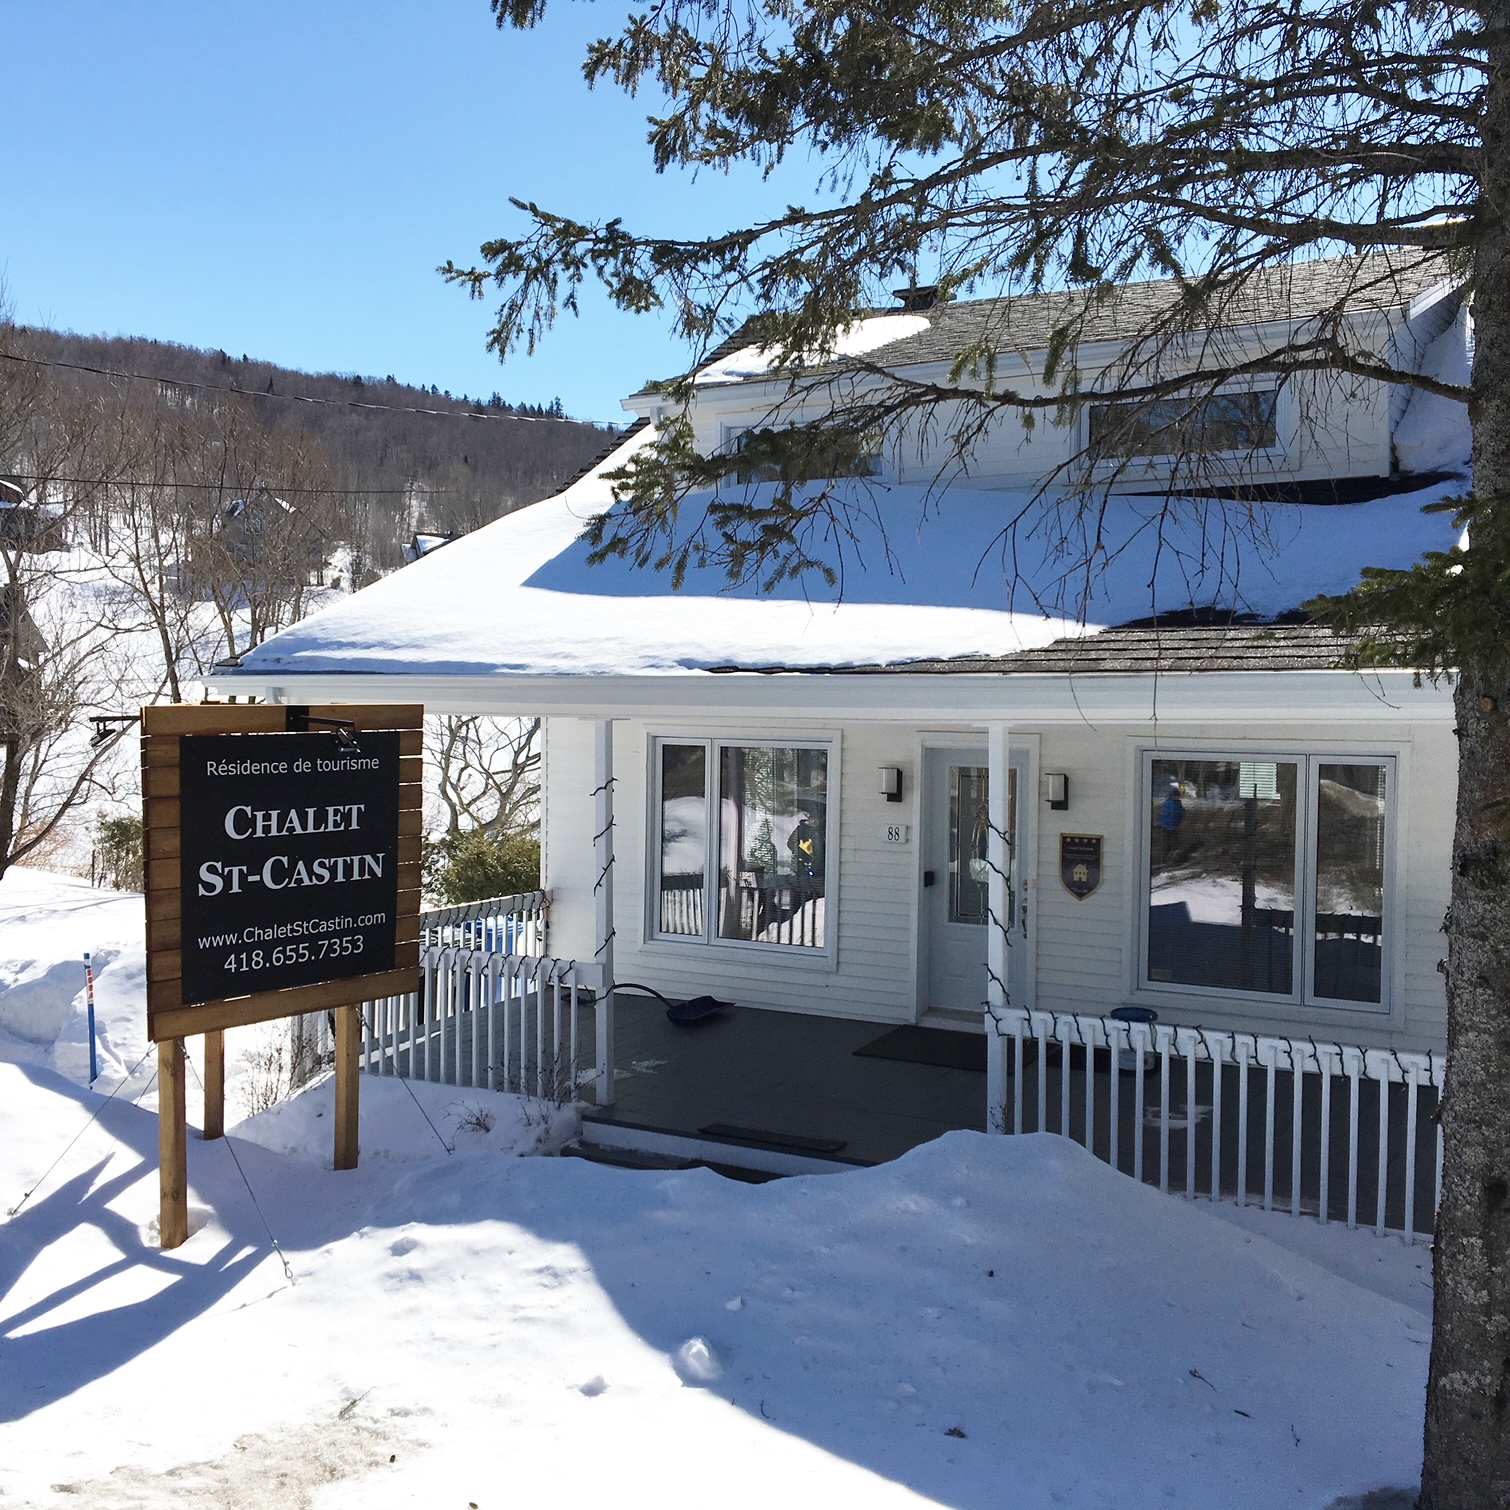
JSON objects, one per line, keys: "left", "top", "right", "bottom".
{"left": 878, "top": 766, "right": 904, "bottom": 803}
{"left": 1046, "top": 771, "right": 1070, "bottom": 810}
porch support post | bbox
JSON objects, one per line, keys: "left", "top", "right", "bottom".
{"left": 593, "top": 719, "right": 616, "bottom": 1108}
{"left": 985, "top": 723, "right": 1011, "bottom": 1133}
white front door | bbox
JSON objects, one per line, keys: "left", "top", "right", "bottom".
{"left": 923, "top": 748, "right": 1025, "bottom": 1012}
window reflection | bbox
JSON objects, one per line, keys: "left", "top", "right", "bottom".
{"left": 717, "top": 746, "right": 828, "bottom": 947}
{"left": 1147, "top": 758, "right": 1298, "bottom": 994}
{"left": 1313, "top": 764, "right": 1387, "bottom": 1003}
{"left": 658, "top": 743, "right": 706, "bottom": 936}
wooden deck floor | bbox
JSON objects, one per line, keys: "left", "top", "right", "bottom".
{"left": 580, "top": 994, "right": 987, "bottom": 1167}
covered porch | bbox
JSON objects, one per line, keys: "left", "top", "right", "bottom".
{"left": 348, "top": 900, "right": 1442, "bottom": 1240}
{"left": 576, "top": 993, "right": 1440, "bottom": 1241}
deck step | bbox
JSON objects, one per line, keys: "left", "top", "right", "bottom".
{"left": 560, "top": 1141, "right": 697, "bottom": 1172}
{"left": 697, "top": 1122, "right": 847, "bottom": 1155}
{"left": 579, "top": 1112, "right": 865, "bottom": 1178}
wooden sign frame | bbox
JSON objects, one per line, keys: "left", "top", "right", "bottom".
{"left": 143, "top": 702, "right": 423, "bottom": 1039}
{"left": 141, "top": 701, "right": 423, "bottom": 1247}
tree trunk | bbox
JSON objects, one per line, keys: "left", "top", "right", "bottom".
{"left": 1420, "top": 11, "right": 1510, "bottom": 1502}
{"left": 0, "top": 728, "right": 24, "bottom": 885}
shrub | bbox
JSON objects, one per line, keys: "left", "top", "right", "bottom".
{"left": 94, "top": 814, "right": 145, "bottom": 891}
{"left": 425, "top": 828, "right": 541, "bottom": 905}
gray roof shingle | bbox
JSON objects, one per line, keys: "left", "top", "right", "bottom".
{"left": 669, "top": 252, "right": 1453, "bottom": 391}
{"left": 709, "top": 623, "right": 1378, "bottom": 676}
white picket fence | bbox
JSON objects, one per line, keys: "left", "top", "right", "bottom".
{"left": 990, "top": 1007, "right": 1443, "bottom": 1241}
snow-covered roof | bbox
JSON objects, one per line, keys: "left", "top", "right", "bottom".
{"left": 228, "top": 428, "right": 1462, "bottom": 681}
{"left": 693, "top": 315, "right": 932, "bottom": 386}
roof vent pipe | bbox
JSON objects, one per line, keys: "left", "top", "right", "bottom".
{"left": 891, "top": 286, "right": 939, "bottom": 312}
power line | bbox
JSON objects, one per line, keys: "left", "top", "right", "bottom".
{"left": 0, "top": 349, "right": 609, "bottom": 428}
{"left": 1, "top": 472, "right": 439, "bottom": 497}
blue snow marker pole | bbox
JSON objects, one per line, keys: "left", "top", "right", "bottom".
{"left": 84, "top": 952, "right": 98, "bottom": 1084}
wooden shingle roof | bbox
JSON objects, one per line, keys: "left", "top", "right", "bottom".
{"left": 710, "top": 624, "right": 1380, "bottom": 676}
{"left": 645, "top": 252, "right": 1453, "bottom": 396}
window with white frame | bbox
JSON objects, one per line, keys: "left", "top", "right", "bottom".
{"left": 654, "top": 739, "right": 832, "bottom": 950}
{"left": 1089, "top": 387, "right": 1279, "bottom": 458}
{"left": 717, "top": 422, "right": 881, "bottom": 483}
{"left": 1143, "top": 753, "right": 1392, "bottom": 1008}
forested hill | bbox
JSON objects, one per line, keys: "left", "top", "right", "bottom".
{"left": 17, "top": 326, "right": 615, "bottom": 572}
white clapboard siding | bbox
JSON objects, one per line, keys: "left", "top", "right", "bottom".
{"left": 543, "top": 712, "right": 1451, "bottom": 1047}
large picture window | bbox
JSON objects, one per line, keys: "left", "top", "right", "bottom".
{"left": 1143, "top": 753, "right": 1391, "bottom": 1009}
{"left": 654, "top": 739, "right": 832, "bottom": 951}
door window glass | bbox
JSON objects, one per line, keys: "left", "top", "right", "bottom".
{"left": 949, "top": 766, "right": 990, "bottom": 925}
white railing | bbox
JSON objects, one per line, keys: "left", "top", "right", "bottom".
{"left": 420, "top": 890, "right": 547, "bottom": 956}
{"left": 361, "top": 946, "right": 601, "bottom": 1102}
{"left": 297, "top": 943, "right": 600, "bottom": 1103}
{"left": 989, "top": 1007, "right": 1444, "bottom": 1242}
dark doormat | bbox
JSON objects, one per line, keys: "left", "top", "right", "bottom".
{"left": 854, "top": 1025, "right": 992, "bottom": 1073}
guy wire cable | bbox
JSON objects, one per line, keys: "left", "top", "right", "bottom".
{"left": 4, "top": 1042, "right": 156, "bottom": 1218}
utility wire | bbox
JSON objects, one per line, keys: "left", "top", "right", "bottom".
{"left": 1, "top": 472, "right": 442, "bottom": 497}
{"left": 3, "top": 1043, "right": 156, "bottom": 1219}
{"left": 0, "top": 349, "right": 606, "bottom": 427}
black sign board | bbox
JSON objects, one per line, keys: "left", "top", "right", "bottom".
{"left": 179, "top": 732, "right": 401, "bottom": 1007}
{"left": 1060, "top": 833, "right": 1103, "bottom": 901}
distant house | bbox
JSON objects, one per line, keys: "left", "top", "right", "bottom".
{"left": 217, "top": 255, "right": 1468, "bottom": 1196}
{"left": 403, "top": 531, "right": 452, "bottom": 565}
{"left": 212, "top": 486, "right": 301, "bottom": 568}
{"left": 0, "top": 478, "right": 67, "bottom": 553}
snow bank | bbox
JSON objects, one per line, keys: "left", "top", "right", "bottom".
{"left": 0, "top": 867, "right": 149, "bottom": 1087}
{"left": 233, "top": 425, "right": 1464, "bottom": 677}
{"left": 232, "top": 1072, "right": 580, "bottom": 1166}
{"left": 0, "top": 866, "right": 363, "bottom": 1125}
{"left": 0, "top": 1059, "right": 1427, "bottom": 1509}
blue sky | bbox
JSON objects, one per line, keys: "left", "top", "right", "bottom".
{"left": 2, "top": 1, "right": 795, "bottom": 423}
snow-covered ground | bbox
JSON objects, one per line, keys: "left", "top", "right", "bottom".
{"left": 0, "top": 868, "right": 149, "bottom": 1088}
{"left": 0, "top": 866, "right": 1430, "bottom": 1509}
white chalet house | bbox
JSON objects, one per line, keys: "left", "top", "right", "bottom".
{"left": 216, "top": 256, "right": 1471, "bottom": 1213}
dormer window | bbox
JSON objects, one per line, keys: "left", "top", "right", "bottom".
{"left": 719, "top": 423, "right": 881, "bottom": 483}
{"left": 1089, "top": 387, "right": 1279, "bottom": 458}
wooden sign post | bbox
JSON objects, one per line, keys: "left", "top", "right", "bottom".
{"left": 142, "top": 702, "right": 422, "bottom": 1249}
